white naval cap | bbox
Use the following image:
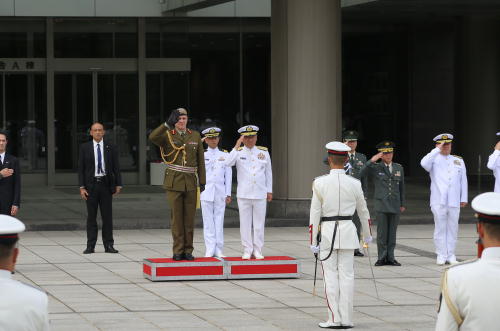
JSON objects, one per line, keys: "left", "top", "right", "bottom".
{"left": 325, "top": 141, "right": 351, "bottom": 155}
{"left": 238, "top": 125, "right": 259, "bottom": 136}
{"left": 201, "top": 127, "right": 221, "bottom": 138}
{"left": 433, "top": 133, "right": 454, "bottom": 143}
{"left": 472, "top": 192, "right": 500, "bottom": 223}
{"left": 0, "top": 215, "right": 25, "bottom": 240}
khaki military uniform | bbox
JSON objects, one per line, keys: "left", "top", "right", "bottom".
{"left": 149, "top": 124, "right": 206, "bottom": 255}
{"left": 361, "top": 160, "right": 405, "bottom": 262}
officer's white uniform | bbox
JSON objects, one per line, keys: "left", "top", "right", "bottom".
{"left": 486, "top": 132, "right": 500, "bottom": 193}
{"left": 436, "top": 192, "right": 500, "bottom": 331}
{"left": 225, "top": 125, "right": 272, "bottom": 259}
{"left": 310, "top": 142, "right": 371, "bottom": 328}
{"left": 0, "top": 215, "right": 50, "bottom": 331}
{"left": 200, "top": 132, "right": 232, "bottom": 257}
{"left": 420, "top": 134, "right": 468, "bottom": 264}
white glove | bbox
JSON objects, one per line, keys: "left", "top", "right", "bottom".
{"left": 310, "top": 245, "right": 320, "bottom": 254}
{"left": 363, "top": 236, "right": 373, "bottom": 244}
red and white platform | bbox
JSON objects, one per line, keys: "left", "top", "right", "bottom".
{"left": 143, "top": 256, "right": 300, "bottom": 281}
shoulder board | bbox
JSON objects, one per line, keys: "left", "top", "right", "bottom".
{"left": 222, "top": 149, "right": 228, "bottom": 153}
{"left": 204, "top": 149, "right": 208, "bottom": 152}
{"left": 452, "top": 155, "right": 463, "bottom": 159}
{"left": 237, "top": 147, "right": 243, "bottom": 151}
{"left": 446, "top": 258, "right": 478, "bottom": 270}
{"left": 170, "top": 130, "right": 176, "bottom": 135}
{"left": 257, "top": 146, "right": 268, "bottom": 151}
{"left": 393, "top": 162, "right": 402, "bottom": 167}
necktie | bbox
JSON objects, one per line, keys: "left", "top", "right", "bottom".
{"left": 387, "top": 164, "right": 391, "bottom": 174}
{"left": 97, "top": 143, "right": 103, "bottom": 174}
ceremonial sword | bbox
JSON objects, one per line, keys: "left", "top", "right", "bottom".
{"left": 363, "top": 218, "right": 380, "bottom": 299}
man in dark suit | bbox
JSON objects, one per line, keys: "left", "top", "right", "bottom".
{"left": 0, "top": 132, "right": 20, "bottom": 216}
{"left": 78, "top": 122, "right": 122, "bottom": 254}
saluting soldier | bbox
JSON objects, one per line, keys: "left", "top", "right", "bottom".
{"left": 436, "top": 192, "right": 500, "bottom": 331}
{"left": 200, "top": 127, "right": 232, "bottom": 258}
{"left": 343, "top": 130, "right": 368, "bottom": 257}
{"left": 225, "top": 125, "right": 272, "bottom": 260}
{"left": 360, "top": 141, "right": 406, "bottom": 266}
{"left": 0, "top": 215, "right": 49, "bottom": 331}
{"left": 486, "top": 132, "right": 500, "bottom": 193}
{"left": 310, "top": 141, "right": 372, "bottom": 329}
{"left": 420, "top": 134, "right": 468, "bottom": 265}
{"left": 149, "top": 108, "right": 206, "bottom": 261}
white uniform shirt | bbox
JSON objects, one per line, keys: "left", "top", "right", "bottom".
{"left": 0, "top": 269, "right": 49, "bottom": 331}
{"left": 487, "top": 150, "right": 500, "bottom": 193}
{"left": 420, "top": 147, "right": 468, "bottom": 207}
{"left": 93, "top": 140, "right": 106, "bottom": 176}
{"left": 200, "top": 147, "right": 232, "bottom": 202}
{"left": 225, "top": 146, "right": 272, "bottom": 199}
{"left": 309, "top": 169, "right": 371, "bottom": 253}
{"left": 436, "top": 247, "right": 500, "bottom": 331}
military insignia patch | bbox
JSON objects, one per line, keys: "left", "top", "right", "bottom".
{"left": 357, "top": 161, "right": 363, "bottom": 166}
{"left": 395, "top": 171, "right": 401, "bottom": 177}
{"left": 454, "top": 160, "right": 461, "bottom": 166}
{"left": 257, "top": 152, "right": 265, "bottom": 160}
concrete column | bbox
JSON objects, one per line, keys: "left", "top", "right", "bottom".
{"left": 458, "top": 17, "right": 500, "bottom": 175}
{"left": 271, "top": 0, "right": 342, "bottom": 200}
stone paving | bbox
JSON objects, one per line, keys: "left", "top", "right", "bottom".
{"left": 13, "top": 224, "right": 479, "bottom": 330}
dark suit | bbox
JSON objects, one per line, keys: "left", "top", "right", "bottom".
{"left": 0, "top": 154, "right": 21, "bottom": 215}
{"left": 78, "top": 140, "right": 122, "bottom": 248}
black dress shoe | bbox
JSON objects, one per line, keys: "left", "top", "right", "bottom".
{"left": 104, "top": 245, "right": 119, "bottom": 253}
{"left": 374, "top": 259, "right": 386, "bottom": 266}
{"left": 386, "top": 259, "right": 401, "bottom": 266}
{"left": 184, "top": 253, "right": 195, "bottom": 261}
{"left": 83, "top": 247, "right": 95, "bottom": 254}
{"left": 354, "top": 249, "right": 364, "bottom": 257}
{"left": 173, "top": 254, "right": 184, "bottom": 261}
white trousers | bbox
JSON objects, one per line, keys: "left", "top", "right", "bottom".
{"left": 201, "top": 199, "right": 226, "bottom": 256}
{"left": 431, "top": 205, "right": 460, "bottom": 261}
{"left": 321, "top": 249, "right": 354, "bottom": 326}
{"left": 237, "top": 198, "right": 267, "bottom": 255}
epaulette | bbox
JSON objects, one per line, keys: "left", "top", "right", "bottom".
{"left": 393, "top": 162, "right": 402, "bottom": 167}
{"left": 452, "top": 155, "right": 463, "bottom": 159}
{"left": 204, "top": 149, "right": 208, "bottom": 152}
{"left": 170, "top": 129, "right": 176, "bottom": 135}
{"left": 257, "top": 146, "right": 268, "bottom": 151}
{"left": 21, "top": 281, "right": 46, "bottom": 294}
{"left": 222, "top": 149, "right": 228, "bottom": 153}
{"left": 445, "top": 258, "right": 478, "bottom": 270}
{"left": 237, "top": 147, "right": 243, "bottom": 151}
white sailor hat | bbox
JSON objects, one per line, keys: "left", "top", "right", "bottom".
{"left": 433, "top": 133, "right": 454, "bottom": 144}
{"left": 325, "top": 141, "right": 351, "bottom": 156}
{"left": 238, "top": 125, "right": 259, "bottom": 136}
{"left": 201, "top": 127, "right": 221, "bottom": 138}
{"left": 472, "top": 192, "right": 500, "bottom": 223}
{"left": 0, "top": 215, "right": 25, "bottom": 241}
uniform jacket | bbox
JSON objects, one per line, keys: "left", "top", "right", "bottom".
{"left": 0, "top": 154, "right": 20, "bottom": 208}
{"left": 436, "top": 247, "right": 500, "bottom": 331}
{"left": 347, "top": 152, "right": 368, "bottom": 193}
{"left": 200, "top": 147, "right": 232, "bottom": 202}
{"left": 309, "top": 169, "right": 371, "bottom": 255}
{"left": 0, "top": 270, "right": 49, "bottom": 331}
{"left": 225, "top": 145, "right": 272, "bottom": 199}
{"left": 420, "top": 147, "right": 468, "bottom": 208}
{"left": 149, "top": 123, "right": 206, "bottom": 191}
{"left": 487, "top": 149, "right": 500, "bottom": 193}
{"left": 78, "top": 140, "right": 122, "bottom": 193}
{"left": 360, "top": 160, "right": 405, "bottom": 214}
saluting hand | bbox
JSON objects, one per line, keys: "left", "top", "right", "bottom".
{"left": 370, "top": 152, "right": 383, "bottom": 163}
{"left": 436, "top": 142, "right": 445, "bottom": 150}
{"left": 234, "top": 136, "right": 244, "bottom": 150}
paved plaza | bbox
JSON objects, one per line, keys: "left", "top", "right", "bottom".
{"left": 14, "top": 224, "right": 478, "bottom": 330}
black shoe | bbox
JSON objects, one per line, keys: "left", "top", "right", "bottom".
{"left": 184, "top": 253, "right": 195, "bottom": 261}
{"left": 83, "top": 247, "right": 95, "bottom": 254}
{"left": 104, "top": 245, "right": 119, "bottom": 253}
{"left": 374, "top": 259, "right": 386, "bottom": 266}
{"left": 354, "top": 249, "right": 364, "bottom": 257}
{"left": 173, "top": 254, "right": 184, "bottom": 261}
{"left": 386, "top": 259, "right": 401, "bottom": 266}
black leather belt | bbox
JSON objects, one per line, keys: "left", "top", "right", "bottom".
{"left": 321, "top": 216, "right": 352, "bottom": 222}
{"left": 94, "top": 176, "right": 107, "bottom": 183}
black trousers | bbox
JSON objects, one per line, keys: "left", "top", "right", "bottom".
{"left": 86, "top": 181, "right": 114, "bottom": 247}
